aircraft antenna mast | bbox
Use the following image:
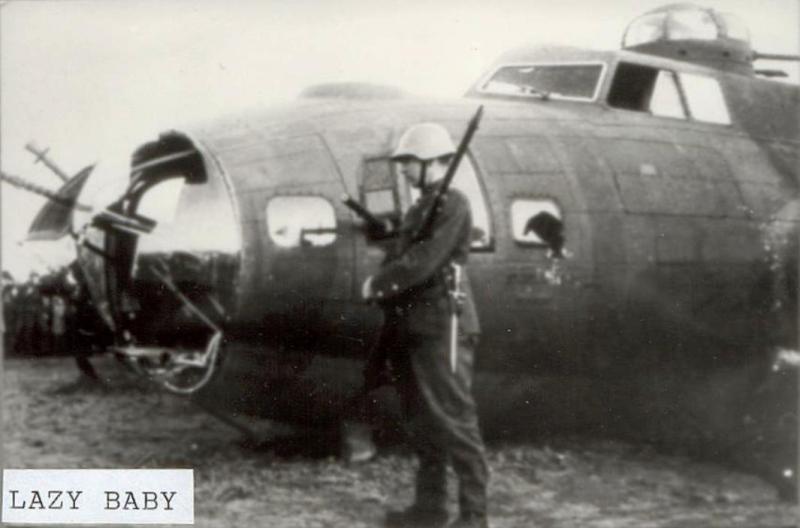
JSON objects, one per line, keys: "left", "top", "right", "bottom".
{"left": 25, "top": 142, "right": 70, "bottom": 183}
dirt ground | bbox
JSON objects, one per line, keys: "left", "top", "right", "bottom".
{"left": 3, "top": 356, "right": 798, "bottom": 528}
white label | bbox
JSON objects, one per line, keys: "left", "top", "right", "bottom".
{"left": 2, "top": 469, "right": 193, "bottom": 524}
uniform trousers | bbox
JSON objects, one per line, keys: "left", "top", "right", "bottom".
{"left": 385, "top": 298, "right": 489, "bottom": 517}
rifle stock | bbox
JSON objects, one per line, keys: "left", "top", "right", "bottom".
{"left": 342, "top": 194, "right": 389, "bottom": 234}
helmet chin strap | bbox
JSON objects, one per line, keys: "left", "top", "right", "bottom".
{"left": 420, "top": 160, "right": 430, "bottom": 189}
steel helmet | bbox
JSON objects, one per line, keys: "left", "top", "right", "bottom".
{"left": 391, "top": 123, "right": 455, "bottom": 162}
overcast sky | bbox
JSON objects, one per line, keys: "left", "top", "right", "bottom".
{"left": 1, "top": 0, "right": 798, "bottom": 277}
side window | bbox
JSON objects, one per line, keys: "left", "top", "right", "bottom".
{"left": 650, "top": 70, "right": 686, "bottom": 119}
{"left": 608, "top": 63, "right": 685, "bottom": 119}
{"left": 266, "top": 196, "right": 337, "bottom": 248}
{"left": 678, "top": 73, "right": 731, "bottom": 125}
{"left": 609, "top": 63, "right": 731, "bottom": 126}
{"left": 511, "top": 199, "right": 562, "bottom": 247}
{"left": 405, "top": 156, "right": 493, "bottom": 250}
{"left": 608, "top": 62, "right": 659, "bottom": 111}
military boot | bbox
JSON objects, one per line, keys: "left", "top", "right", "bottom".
{"left": 384, "top": 505, "right": 448, "bottom": 528}
{"left": 339, "top": 420, "right": 376, "bottom": 463}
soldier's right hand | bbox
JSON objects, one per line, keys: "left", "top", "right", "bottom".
{"left": 362, "top": 276, "right": 375, "bottom": 301}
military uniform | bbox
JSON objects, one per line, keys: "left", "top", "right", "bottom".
{"left": 369, "top": 181, "right": 489, "bottom": 525}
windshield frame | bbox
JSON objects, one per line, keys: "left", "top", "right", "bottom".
{"left": 476, "top": 60, "right": 608, "bottom": 103}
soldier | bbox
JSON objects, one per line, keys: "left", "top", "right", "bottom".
{"left": 16, "top": 273, "right": 41, "bottom": 354}
{"left": 2, "top": 271, "right": 17, "bottom": 353}
{"left": 363, "top": 123, "right": 490, "bottom": 528}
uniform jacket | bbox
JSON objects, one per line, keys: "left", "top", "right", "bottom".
{"left": 371, "top": 182, "right": 480, "bottom": 337}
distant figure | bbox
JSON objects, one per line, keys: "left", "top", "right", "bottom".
{"left": 38, "top": 295, "right": 53, "bottom": 355}
{"left": 51, "top": 295, "right": 67, "bottom": 355}
{"left": 16, "top": 275, "right": 41, "bottom": 354}
{"left": 362, "top": 123, "right": 489, "bottom": 528}
{"left": 2, "top": 271, "right": 18, "bottom": 354}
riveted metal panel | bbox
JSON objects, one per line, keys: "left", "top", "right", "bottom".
{"left": 592, "top": 213, "right": 627, "bottom": 263}
{"left": 615, "top": 172, "right": 742, "bottom": 217}
{"left": 622, "top": 215, "right": 656, "bottom": 263}
{"left": 198, "top": 121, "right": 261, "bottom": 153}
{"left": 600, "top": 136, "right": 745, "bottom": 218}
{"left": 322, "top": 126, "right": 394, "bottom": 194}
{"left": 506, "top": 172, "right": 575, "bottom": 207}
{"left": 768, "top": 141, "right": 800, "bottom": 181}
{"left": 683, "top": 145, "right": 731, "bottom": 180}
{"left": 251, "top": 119, "right": 320, "bottom": 140}
{"left": 726, "top": 73, "right": 800, "bottom": 143}
{"left": 471, "top": 137, "right": 521, "bottom": 173}
{"left": 602, "top": 139, "right": 695, "bottom": 179}
{"left": 654, "top": 218, "right": 699, "bottom": 263}
{"left": 226, "top": 136, "right": 343, "bottom": 192}
{"left": 724, "top": 139, "right": 782, "bottom": 184}
{"left": 235, "top": 165, "right": 275, "bottom": 193}
{"left": 552, "top": 136, "right": 622, "bottom": 212}
{"left": 562, "top": 211, "right": 592, "bottom": 265}
{"left": 506, "top": 136, "right": 561, "bottom": 173}
{"left": 362, "top": 159, "right": 394, "bottom": 191}
{"left": 223, "top": 135, "right": 328, "bottom": 168}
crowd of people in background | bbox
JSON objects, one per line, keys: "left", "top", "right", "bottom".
{"left": 2, "top": 265, "right": 87, "bottom": 357}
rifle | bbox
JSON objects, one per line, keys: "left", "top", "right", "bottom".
{"left": 411, "top": 105, "right": 483, "bottom": 242}
{"left": 352, "top": 107, "right": 485, "bottom": 395}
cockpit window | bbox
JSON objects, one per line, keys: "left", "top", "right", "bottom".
{"left": 623, "top": 5, "right": 748, "bottom": 48}
{"left": 623, "top": 6, "right": 718, "bottom": 48}
{"left": 608, "top": 63, "right": 681, "bottom": 116}
{"left": 668, "top": 8, "right": 718, "bottom": 41}
{"left": 479, "top": 63, "right": 605, "bottom": 101}
{"left": 623, "top": 12, "right": 667, "bottom": 48}
{"left": 678, "top": 73, "right": 731, "bottom": 125}
{"left": 649, "top": 70, "right": 687, "bottom": 119}
{"left": 608, "top": 63, "right": 730, "bottom": 126}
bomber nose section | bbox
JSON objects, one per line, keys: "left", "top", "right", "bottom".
{"left": 72, "top": 132, "right": 242, "bottom": 392}
{"left": 115, "top": 133, "right": 242, "bottom": 344}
